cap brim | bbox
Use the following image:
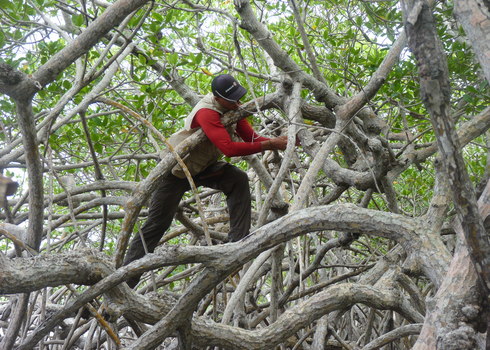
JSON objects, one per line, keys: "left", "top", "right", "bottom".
{"left": 226, "top": 85, "right": 247, "bottom": 102}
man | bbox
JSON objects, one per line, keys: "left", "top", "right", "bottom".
{"left": 123, "top": 74, "right": 288, "bottom": 288}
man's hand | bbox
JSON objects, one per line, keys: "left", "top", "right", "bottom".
{"left": 261, "top": 135, "right": 288, "bottom": 151}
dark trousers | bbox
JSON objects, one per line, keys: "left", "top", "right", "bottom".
{"left": 123, "top": 162, "right": 251, "bottom": 287}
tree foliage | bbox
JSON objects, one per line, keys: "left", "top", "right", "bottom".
{"left": 0, "top": 0, "right": 489, "bottom": 349}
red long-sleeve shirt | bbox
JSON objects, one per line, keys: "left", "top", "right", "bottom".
{"left": 191, "top": 108, "right": 269, "bottom": 157}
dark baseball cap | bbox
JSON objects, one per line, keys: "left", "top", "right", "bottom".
{"left": 211, "top": 74, "right": 247, "bottom": 102}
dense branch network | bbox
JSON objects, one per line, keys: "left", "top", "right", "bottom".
{"left": 0, "top": 0, "right": 489, "bottom": 349}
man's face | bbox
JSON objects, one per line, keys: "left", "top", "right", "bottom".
{"left": 215, "top": 96, "right": 242, "bottom": 111}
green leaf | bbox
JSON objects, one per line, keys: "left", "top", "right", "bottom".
{"left": 138, "top": 54, "right": 147, "bottom": 65}
{"left": 148, "top": 101, "right": 155, "bottom": 114}
{"left": 94, "top": 143, "right": 103, "bottom": 154}
{"left": 150, "top": 21, "right": 160, "bottom": 32}
{"left": 62, "top": 80, "right": 72, "bottom": 89}
{"left": 0, "top": 0, "right": 12, "bottom": 9}
{"left": 72, "top": 14, "right": 84, "bottom": 26}
{"left": 152, "top": 12, "right": 164, "bottom": 22}
{"left": 167, "top": 52, "right": 179, "bottom": 65}
{"left": 192, "top": 52, "right": 203, "bottom": 65}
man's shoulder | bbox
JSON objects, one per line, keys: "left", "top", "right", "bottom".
{"left": 195, "top": 108, "right": 223, "bottom": 125}
{"left": 195, "top": 108, "right": 221, "bottom": 117}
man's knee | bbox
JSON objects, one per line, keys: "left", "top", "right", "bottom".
{"left": 236, "top": 168, "right": 249, "bottom": 185}
{"left": 227, "top": 167, "right": 250, "bottom": 198}
{"left": 226, "top": 165, "right": 248, "bottom": 184}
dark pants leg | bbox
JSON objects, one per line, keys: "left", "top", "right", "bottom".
{"left": 196, "top": 163, "right": 251, "bottom": 242}
{"left": 123, "top": 174, "right": 190, "bottom": 287}
{"left": 123, "top": 162, "right": 251, "bottom": 287}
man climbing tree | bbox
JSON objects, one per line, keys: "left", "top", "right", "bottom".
{"left": 122, "top": 74, "right": 289, "bottom": 288}
{"left": 1, "top": 0, "right": 490, "bottom": 349}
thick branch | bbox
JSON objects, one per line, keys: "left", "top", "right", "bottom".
{"left": 192, "top": 284, "right": 423, "bottom": 350}
{"left": 454, "top": 0, "right": 490, "bottom": 83}
{"left": 405, "top": 0, "right": 490, "bottom": 294}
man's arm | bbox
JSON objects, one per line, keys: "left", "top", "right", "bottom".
{"left": 235, "top": 118, "right": 268, "bottom": 143}
{"left": 193, "top": 109, "right": 287, "bottom": 157}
